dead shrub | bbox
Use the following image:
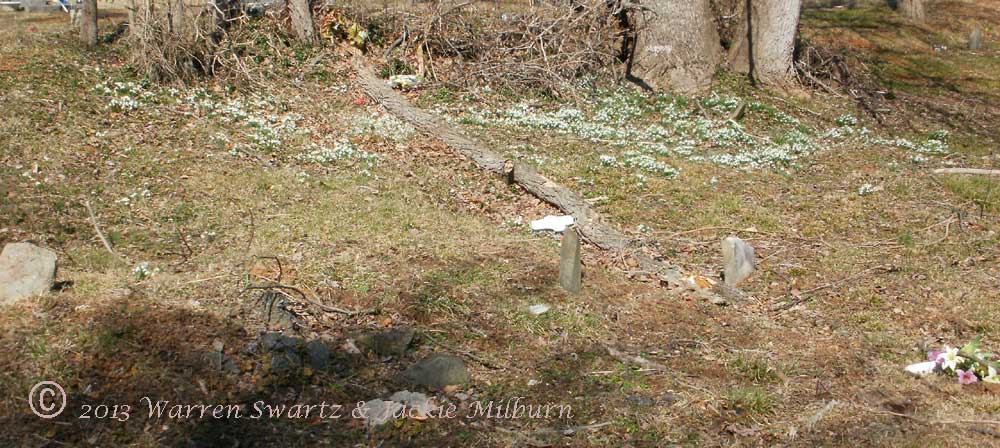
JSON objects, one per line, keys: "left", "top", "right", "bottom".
{"left": 332, "top": 0, "right": 629, "bottom": 96}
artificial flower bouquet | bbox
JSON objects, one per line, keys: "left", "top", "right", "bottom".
{"left": 905, "top": 338, "right": 999, "bottom": 385}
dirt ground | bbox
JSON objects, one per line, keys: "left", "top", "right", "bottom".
{"left": 1, "top": 2, "right": 998, "bottom": 447}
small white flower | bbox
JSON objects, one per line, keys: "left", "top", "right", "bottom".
{"left": 132, "top": 262, "right": 159, "bottom": 281}
{"left": 984, "top": 366, "right": 1000, "bottom": 384}
{"left": 858, "top": 183, "right": 878, "bottom": 196}
{"left": 936, "top": 346, "right": 965, "bottom": 372}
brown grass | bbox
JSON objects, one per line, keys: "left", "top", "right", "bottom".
{"left": 1, "top": 3, "right": 999, "bottom": 446}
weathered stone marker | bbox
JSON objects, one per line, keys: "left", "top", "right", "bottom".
{"left": 721, "top": 236, "right": 755, "bottom": 287}
{"left": 400, "top": 354, "right": 470, "bottom": 390}
{"left": 0, "top": 242, "right": 57, "bottom": 306}
{"left": 969, "top": 27, "right": 983, "bottom": 50}
{"left": 559, "top": 228, "right": 582, "bottom": 294}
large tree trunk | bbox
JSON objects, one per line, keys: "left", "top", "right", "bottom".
{"left": 167, "top": 0, "right": 185, "bottom": 36}
{"left": 80, "top": 0, "right": 98, "bottom": 46}
{"left": 289, "top": 0, "right": 318, "bottom": 45}
{"left": 630, "top": 0, "right": 721, "bottom": 93}
{"left": 897, "top": 0, "right": 925, "bottom": 22}
{"left": 728, "top": 0, "right": 802, "bottom": 85}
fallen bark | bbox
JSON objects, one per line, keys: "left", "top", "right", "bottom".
{"left": 351, "top": 54, "right": 736, "bottom": 303}
{"left": 932, "top": 168, "right": 1000, "bottom": 177}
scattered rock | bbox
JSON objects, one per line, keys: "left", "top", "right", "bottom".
{"left": 270, "top": 350, "right": 302, "bottom": 373}
{"left": 528, "top": 304, "right": 550, "bottom": 315}
{"left": 255, "top": 291, "right": 300, "bottom": 331}
{"left": 360, "top": 399, "right": 403, "bottom": 427}
{"left": 400, "top": 354, "right": 470, "bottom": 390}
{"left": 356, "top": 327, "right": 416, "bottom": 357}
{"left": 0, "top": 242, "right": 57, "bottom": 306}
{"left": 721, "top": 236, "right": 755, "bottom": 287}
{"left": 372, "top": 327, "right": 415, "bottom": 357}
{"left": 306, "top": 340, "right": 331, "bottom": 371}
{"left": 625, "top": 394, "right": 655, "bottom": 407}
{"left": 259, "top": 332, "right": 304, "bottom": 352}
{"left": 205, "top": 340, "right": 240, "bottom": 374}
{"left": 387, "top": 390, "right": 436, "bottom": 418}
{"left": 207, "top": 351, "right": 225, "bottom": 371}
{"left": 342, "top": 338, "right": 362, "bottom": 355}
{"left": 223, "top": 358, "right": 240, "bottom": 374}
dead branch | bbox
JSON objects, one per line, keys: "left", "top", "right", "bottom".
{"left": 604, "top": 344, "right": 666, "bottom": 371}
{"left": 83, "top": 200, "right": 129, "bottom": 264}
{"left": 932, "top": 168, "right": 1000, "bottom": 177}
{"left": 771, "top": 265, "right": 896, "bottom": 311}
{"left": 241, "top": 282, "right": 377, "bottom": 317}
{"left": 351, "top": 53, "right": 733, "bottom": 302}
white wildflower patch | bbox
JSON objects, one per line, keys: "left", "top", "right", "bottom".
{"left": 115, "top": 188, "right": 152, "bottom": 208}
{"left": 182, "top": 93, "right": 304, "bottom": 154}
{"left": 94, "top": 79, "right": 157, "bottom": 112}
{"left": 449, "top": 87, "right": 955, "bottom": 177}
{"left": 297, "top": 141, "right": 382, "bottom": 169}
{"left": 858, "top": 183, "right": 878, "bottom": 196}
{"left": 835, "top": 114, "right": 859, "bottom": 127}
{"left": 350, "top": 114, "right": 415, "bottom": 142}
{"left": 132, "top": 262, "right": 160, "bottom": 281}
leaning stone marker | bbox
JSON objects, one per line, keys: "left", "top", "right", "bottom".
{"left": 0, "top": 242, "right": 57, "bottom": 306}
{"left": 721, "top": 236, "right": 755, "bottom": 287}
{"left": 559, "top": 229, "right": 582, "bottom": 294}
{"left": 969, "top": 27, "right": 983, "bottom": 50}
{"left": 400, "top": 354, "right": 470, "bottom": 390}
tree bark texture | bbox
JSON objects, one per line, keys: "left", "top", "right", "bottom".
{"left": 289, "top": 0, "right": 318, "bottom": 45}
{"left": 631, "top": 0, "right": 722, "bottom": 93}
{"left": 897, "top": 0, "right": 925, "bottom": 22}
{"left": 728, "top": 0, "right": 802, "bottom": 85}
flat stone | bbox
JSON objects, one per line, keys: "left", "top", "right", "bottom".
{"left": 626, "top": 394, "right": 655, "bottom": 407}
{"left": 306, "top": 340, "right": 331, "bottom": 371}
{"left": 388, "top": 390, "right": 436, "bottom": 417}
{"left": 270, "top": 350, "right": 302, "bottom": 373}
{"left": 721, "top": 236, "right": 755, "bottom": 287}
{"left": 372, "top": 327, "right": 415, "bottom": 357}
{"left": 400, "top": 354, "right": 470, "bottom": 390}
{"left": 256, "top": 291, "right": 300, "bottom": 331}
{"left": 0, "top": 242, "right": 57, "bottom": 306}
{"left": 223, "top": 358, "right": 240, "bottom": 374}
{"left": 259, "top": 332, "right": 304, "bottom": 352}
{"left": 206, "top": 351, "right": 225, "bottom": 371}
{"left": 360, "top": 399, "right": 403, "bottom": 427}
{"left": 558, "top": 230, "right": 582, "bottom": 294}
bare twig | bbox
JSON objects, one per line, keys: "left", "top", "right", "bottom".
{"left": 604, "top": 344, "right": 666, "bottom": 371}
{"left": 83, "top": 200, "right": 129, "bottom": 264}
{"left": 771, "top": 265, "right": 895, "bottom": 311}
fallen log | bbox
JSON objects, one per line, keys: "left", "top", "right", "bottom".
{"left": 932, "top": 168, "right": 1000, "bottom": 177}
{"left": 351, "top": 54, "right": 736, "bottom": 303}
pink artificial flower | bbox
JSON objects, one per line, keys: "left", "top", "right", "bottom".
{"left": 956, "top": 369, "right": 979, "bottom": 385}
{"left": 928, "top": 350, "right": 942, "bottom": 364}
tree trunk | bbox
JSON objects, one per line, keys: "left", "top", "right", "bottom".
{"left": 289, "top": 0, "right": 318, "bottom": 45}
{"left": 897, "top": 0, "right": 925, "bottom": 22}
{"left": 630, "top": 0, "right": 721, "bottom": 93}
{"left": 80, "top": 0, "right": 98, "bottom": 46}
{"left": 167, "top": 0, "right": 185, "bottom": 36}
{"left": 728, "top": 0, "right": 802, "bottom": 85}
